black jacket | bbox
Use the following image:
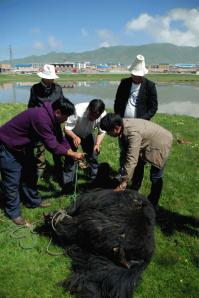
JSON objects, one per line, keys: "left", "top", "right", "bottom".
{"left": 28, "top": 82, "right": 63, "bottom": 108}
{"left": 114, "top": 77, "right": 158, "bottom": 120}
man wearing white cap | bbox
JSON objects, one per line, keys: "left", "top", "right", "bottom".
{"left": 28, "top": 64, "right": 63, "bottom": 107}
{"left": 28, "top": 64, "right": 64, "bottom": 181}
{"left": 114, "top": 55, "right": 158, "bottom": 195}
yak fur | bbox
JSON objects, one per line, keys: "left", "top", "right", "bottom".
{"left": 44, "top": 188, "right": 155, "bottom": 298}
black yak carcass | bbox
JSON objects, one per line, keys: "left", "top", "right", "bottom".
{"left": 44, "top": 189, "right": 155, "bottom": 298}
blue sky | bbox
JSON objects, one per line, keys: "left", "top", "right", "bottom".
{"left": 0, "top": 0, "right": 198, "bottom": 61}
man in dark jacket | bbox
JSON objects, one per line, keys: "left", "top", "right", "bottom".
{"left": 28, "top": 64, "right": 63, "bottom": 180}
{"left": 0, "top": 97, "right": 84, "bottom": 225}
{"left": 114, "top": 55, "right": 158, "bottom": 193}
{"left": 114, "top": 55, "right": 157, "bottom": 120}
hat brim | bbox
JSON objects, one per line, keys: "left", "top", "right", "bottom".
{"left": 37, "top": 72, "right": 59, "bottom": 79}
{"left": 130, "top": 68, "right": 148, "bottom": 76}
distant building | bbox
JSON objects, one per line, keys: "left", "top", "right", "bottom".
{"left": 96, "top": 64, "right": 111, "bottom": 72}
{"left": 51, "top": 62, "right": 75, "bottom": 73}
{"left": 149, "top": 63, "right": 170, "bottom": 73}
{"left": 170, "top": 63, "right": 199, "bottom": 73}
{"left": 149, "top": 63, "right": 199, "bottom": 74}
{"left": 0, "top": 64, "right": 11, "bottom": 73}
{"left": 4, "top": 60, "right": 199, "bottom": 75}
{"left": 14, "top": 63, "right": 42, "bottom": 73}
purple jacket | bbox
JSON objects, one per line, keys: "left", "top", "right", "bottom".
{"left": 0, "top": 102, "right": 70, "bottom": 155}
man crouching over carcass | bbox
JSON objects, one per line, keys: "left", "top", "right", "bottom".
{"left": 100, "top": 113, "right": 173, "bottom": 211}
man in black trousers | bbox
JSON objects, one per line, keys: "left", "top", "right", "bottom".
{"left": 28, "top": 64, "right": 63, "bottom": 183}
{"left": 114, "top": 54, "right": 158, "bottom": 194}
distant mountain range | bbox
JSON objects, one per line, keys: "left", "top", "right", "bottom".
{"left": 1, "top": 43, "right": 199, "bottom": 65}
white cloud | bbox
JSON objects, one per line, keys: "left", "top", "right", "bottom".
{"left": 48, "top": 35, "right": 63, "bottom": 49}
{"left": 81, "top": 28, "right": 88, "bottom": 37}
{"left": 125, "top": 8, "right": 199, "bottom": 46}
{"left": 31, "top": 27, "right": 41, "bottom": 34}
{"left": 100, "top": 41, "right": 111, "bottom": 47}
{"left": 33, "top": 35, "right": 63, "bottom": 52}
{"left": 97, "top": 29, "right": 118, "bottom": 47}
{"left": 33, "top": 41, "right": 44, "bottom": 50}
{"left": 126, "top": 13, "right": 153, "bottom": 30}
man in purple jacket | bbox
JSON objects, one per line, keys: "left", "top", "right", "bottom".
{"left": 0, "top": 97, "right": 84, "bottom": 225}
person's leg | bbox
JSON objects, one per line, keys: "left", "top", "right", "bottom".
{"left": 81, "top": 134, "right": 99, "bottom": 181}
{"left": 52, "top": 154, "right": 63, "bottom": 186}
{"left": 35, "top": 142, "right": 46, "bottom": 177}
{"left": 63, "top": 138, "right": 77, "bottom": 190}
{"left": 20, "top": 148, "right": 42, "bottom": 207}
{"left": 0, "top": 144, "right": 22, "bottom": 219}
{"left": 131, "top": 158, "right": 146, "bottom": 191}
{"left": 147, "top": 165, "right": 164, "bottom": 207}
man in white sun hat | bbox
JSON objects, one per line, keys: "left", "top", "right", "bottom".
{"left": 114, "top": 54, "right": 158, "bottom": 195}
{"left": 28, "top": 64, "right": 64, "bottom": 182}
{"left": 29, "top": 64, "right": 62, "bottom": 108}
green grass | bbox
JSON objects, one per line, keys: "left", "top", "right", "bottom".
{"left": 0, "top": 103, "right": 199, "bottom": 298}
{"left": 0, "top": 73, "right": 199, "bottom": 85}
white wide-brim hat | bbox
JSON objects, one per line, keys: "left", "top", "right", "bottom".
{"left": 128, "top": 54, "right": 148, "bottom": 76}
{"left": 37, "top": 64, "right": 59, "bottom": 79}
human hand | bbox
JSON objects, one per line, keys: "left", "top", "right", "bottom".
{"left": 73, "top": 152, "right": 85, "bottom": 161}
{"left": 93, "top": 144, "right": 100, "bottom": 155}
{"left": 73, "top": 136, "right": 81, "bottom": 148}
{"left": 113, "top": 181, "right": 128, "bottom": 192}
{"left": 66, "top": 149, "right": 85, "bottom": 160}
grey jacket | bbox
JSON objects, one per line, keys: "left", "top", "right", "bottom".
{"left": 120, "top": 118, "right": 173, "bottom": 180}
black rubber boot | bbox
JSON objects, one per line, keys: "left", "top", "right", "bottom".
{"left": 148, "top": 178, "right": 163, "bottom": 208}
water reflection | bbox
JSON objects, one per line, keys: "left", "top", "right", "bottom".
{"left": 0, "top": 81, "right": 198, "bottom": 117}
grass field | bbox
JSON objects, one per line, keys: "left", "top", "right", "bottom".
{"left": 0, "top": 103, "right": 199, "bottom": 298}
{"left": 0, "top": 73, "right": 199, "bottom": 85}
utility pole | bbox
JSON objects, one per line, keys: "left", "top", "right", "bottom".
{"left": 9, "top": 44, "right": 13, "bottom": 68}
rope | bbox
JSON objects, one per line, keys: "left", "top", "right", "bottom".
{"left": 45, "top": 159, "right": 82, "bottom": 255}
{"left": 68, "top": 161, "right": 79, "bottom": 204}
{"left": 73, "top": 162, "right": 79, "bottom": 201}
{"left": 7, "top": 219, "right": 43, "bottom": 250}
{"left": 0, "top": 157, "right": 86, "bottom": 254}
{"left": 46, "top": 158, "right": 84, "bottom": 256}
{"left": 46, "top": 237, "right": 64, "bottom": 256}
{"left": 19, "top": 233, "right": 38, "bottom": 250}
{"left": 0, "top": 216, "right": 64, "bottom": 255}
{"left": 0, "top": 224, "right": 14, "bottom": 234}
{"left": 45, "top": 209, "right": 73, "bottom": 256}
{"left": 51, "top": 209, "right": 71, "bottom": 233}
{"left": 9, "top": 225, "right": 30, "bottom": 239}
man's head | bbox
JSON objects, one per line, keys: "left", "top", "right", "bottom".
{"left": 128, "top": 54, "right": 148, "bottom": 84}
{"left": 37, "top": 64, "right": 59, "bottom": 86}
{"left": 100, "top": 113, "right": 123, "bottom": 137}
{"left": 87, "top": 99, "right": 105, "bottom": 121}
{"left": 52, "top": 97, "right": 75, "bottom": 123}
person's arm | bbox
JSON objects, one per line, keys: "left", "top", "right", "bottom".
{"left": 94, "top": 111, "right": 107, "bottom": 154}
{"left": 114, "top": 80, "right": 123, "bottom": 115}
{"left": 114, "top": 132, "right": 142, "bottom": 191}
{"left": 28, "top": 86, "right": 38, "bottom": 108}
{"left": 94, "top": 132, "right": 105, "bottom": 154}
{"left": 66, "top": 148, "right": 84, "bottom": 160}
{"left": 65, "top": 128, "right": 81, "bottom": 148}
{"left": 59, "top": 84, "right": 64, "bottom": 97}
{"left": 64, "top": 112, "right": 81, "bottom": 147}
{"left": 142, "top": 82, "right": 158, "bottom": 120}
{"left": 32, "top": 114, "right": 84, "bottom": 160}
{"left": 114, "top": 180, "right": 128, "bottom": 192}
